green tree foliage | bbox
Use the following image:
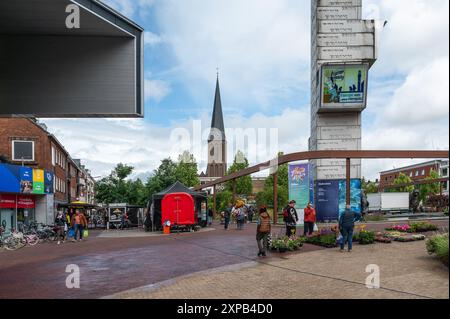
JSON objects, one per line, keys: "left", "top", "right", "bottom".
{"left": 225, "top": 150, "right": 253, "bottom": 195}
{"left": 208, "top": 190, "right": 233, "bottom": 214}
{"left": 419, "top": 170, "right": 441, "bottom": 201}
{"left": 175, "top": 151, "right": 200, "bottom": 188}
{"left": 95, "top": 164, "right": 147, "bottom": 205}
{"left": 388, "top": 173, "right": 414, "bottom": 193}
{"left": 145, "top": 152, "right": 200, "bottom": 200}
{"left": 255, "top": 152, "right": 289, "bottom": 211}
{"left": 96, "top": 151, "right": 201, "bottom": 206}
{"left": 362, "top": 178, "right": 379, "bottom": 194}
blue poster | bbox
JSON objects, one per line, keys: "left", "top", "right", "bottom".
{"left": 315, "top": 180, "right": 339, "bottom": 222}
{"left": 338, "top": 179, "right": 362, "bottom": 218}
{"left": 44, "top": 171, "right": 54, "bottom": 194}
{"left": 309, "top": 163, "right": 315, "bottom": 205}
{"left": 0, "top": 164, "right": 21, "bottom": 193}
{"left": 19, "top": 167, "right": 33, "bottom": 193}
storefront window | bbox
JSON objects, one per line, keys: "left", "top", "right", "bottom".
{"left": 17, "top": 208, "right": 36, "bottom": 231}
{"left": 0, "top": 209, "right": 16, "bottom": 235}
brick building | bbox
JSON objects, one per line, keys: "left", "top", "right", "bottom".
{"left": 0, "top": 118, "right": 95, "bottom": 231}
{"left": 379, "top": 160, "right": 447, "bottom": 192}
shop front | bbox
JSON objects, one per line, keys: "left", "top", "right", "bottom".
{"left": 0, "top": 163, "right": 54, "bottom": 234}
{"left": 0, "top": 194, "right": 36, "bottom": 235}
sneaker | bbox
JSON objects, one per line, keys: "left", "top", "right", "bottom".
{"left": 257, "top": 252, "right": 262, "bottom": 257}
{"left": 348, "top": 249, "right": 352, "bottom": 253}
{"left": 57, "top": 241, "right": 61, "bottom": 245}
{"left": 340, "top": 249, "right": 345, "bottom": 253}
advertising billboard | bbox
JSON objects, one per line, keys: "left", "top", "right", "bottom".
{"left": 321, "top": 64, "right": 369, "bottom": 110}
{"left": 288, "top": 163, "right": 311, "bottom": 225}
{"left": 338, "top": 179, "right": 362, "bottom": 218}
{"left": 315, "top": 180, "right": 339, "bottom": 222}
{"left": 0, "top": 164, "right": 53, "bottom": 195}
{"left": 315, "top": 179, "right": 362, "bottom": 222}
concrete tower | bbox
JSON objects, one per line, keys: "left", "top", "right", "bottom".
{"left": 310, "top": 0, "right": 378, "bottom": 181}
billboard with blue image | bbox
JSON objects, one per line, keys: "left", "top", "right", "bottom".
{"left": 338, "top": 179, "right": 362, "bottom": 218}
{"left": 315, "top": 179, "right": 362, "bottom": 222}
{"left": 0, "top": 164, "right": 54, "bottom": 195}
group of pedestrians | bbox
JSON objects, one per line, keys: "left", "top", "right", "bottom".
{"left": 54, "top": 209, "right": 88, "bottom": 244}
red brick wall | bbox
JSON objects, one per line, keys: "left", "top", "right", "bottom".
{"left": 379, "top": 163, "right": 440, "bottom": 190}
{"left": 0, "top": 118, "right": 72, "bottom": 203}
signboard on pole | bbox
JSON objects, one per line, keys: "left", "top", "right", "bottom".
{"left": 321, "top": 64, "right": 369, "bottom": 111}
{"left": 288, "top": 163, "right": 311, "bottom": 225}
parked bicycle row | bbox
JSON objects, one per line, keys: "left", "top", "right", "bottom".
{"left": 0, "top": 210, "right": 90, "bottom": 251}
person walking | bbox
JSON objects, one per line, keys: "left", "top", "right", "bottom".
{"left": 71, "top": 210, "right": 88, "bottom": 242}
{"left": 233, "top": 201, "right": 245, "bottom": 230}
{"left": 207, "top": 208, "right": 214, "bottom": 226}
{"left": 54, "top": 211, "right": 66, "bottom": 245}
{"left": 283, "top": 200, "right": 299, "bottom": 237}
{"left": 256, "top": 207, "right": 271, "bottom": 257}
{"left": 223, "top": 203, "right": 232, "bottom": 230}
{"left": 339, "top": 205, "right": 358, "bottom": 253}
{"left": 248, "top": 206, "right": 255, "bottom": 223}
{"left": 303, "top": 202, "right": 317, "bottom": 237}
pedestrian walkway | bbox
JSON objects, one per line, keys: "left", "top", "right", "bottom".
{"left": 108, "top": 241, "right": 449, "bottom": 299}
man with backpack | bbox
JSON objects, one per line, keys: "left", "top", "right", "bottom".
{"left": 256, "top": 207, "right": 271, "bottom": 257}
{"left": 283, "top": 200, "right": 299, "bottom": 237}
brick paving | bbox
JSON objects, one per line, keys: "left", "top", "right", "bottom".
{"left": 109, "top": 241, "right": 449, "bottom": 300}
{"left": 0, "top": 219, "right": 448, "bottom": 299}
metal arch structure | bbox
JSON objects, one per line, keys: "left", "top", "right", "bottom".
{"left": 195, "top": 150, "right": 450, "bottom": 223}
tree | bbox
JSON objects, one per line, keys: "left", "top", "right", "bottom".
{"left": 175, "top": 151, "right": 200, "bottom": 187}
{"left": 208, "top": 190, "right": 233, "bottom": 214}
{"left": 362, "top": 178, "right": 379, "bottom": 194}
{"left": 145, "top": 158, "right": 178, "bottom": 200}
{"left": 95, "top": 163, "right": 136, "bottom": 204}
{"left": 255, "top": 152, "right": 289, "bottom": 210}
{"left": 145, "top": 152, "right": 201, "bottom": 200}
{"left": 225, "top": 150, "right": 253, "bottom": 196}
{"left": 419, "top": 170, "right": 441, "bottom": 201}
{"left": 388, "top": 173, "right": 414, "bottom": 193}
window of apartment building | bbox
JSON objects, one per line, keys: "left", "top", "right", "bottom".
{"left": 422, "top": 169, "right": 426, "bottom": 176}
{"left": 409, "top": 172, "right": 413, "bottom": 178}
{"left": 415, "top": 170, "right": 419, "bottom": 177}
{"left": 12, "top": 140, "right": 34, "bottom": 162}
{"left": 443, "top": 168, "right": 448, "bottom": 177}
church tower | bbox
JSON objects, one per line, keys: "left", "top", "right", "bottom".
{"left": 206, "top": 75, "right": 227, "bottom": 178}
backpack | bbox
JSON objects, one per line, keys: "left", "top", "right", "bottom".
{"left": 282, "top": 207, "right": 289, "bottom": 221}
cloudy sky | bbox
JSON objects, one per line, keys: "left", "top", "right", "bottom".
{"left": 43, "top": 0, "right": 449, "bottom": 181}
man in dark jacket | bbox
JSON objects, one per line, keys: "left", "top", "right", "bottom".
{"left": 223, "top": 203, "right": 232, "bottom": 230}
{"left": 284, "top": 200, "right": 299, "bottom": 237}
{"left": 339, "top": 205, "right": 358, "bottom": 252}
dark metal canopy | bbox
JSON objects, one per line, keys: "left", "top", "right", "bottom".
{"left": 0, "top": 0, "right": 144, "bottom": 118}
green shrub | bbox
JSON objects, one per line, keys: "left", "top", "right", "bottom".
{"left": 358, "top": 230, "right": 376, "bottom": 245}
{"left": 409, "top": 222, "right": 439, "bottom": 233}
{"left": 305, "top": 234, "right": 337, "bottom": 248}
{"left": 426, "top": 233, "right": 449, "bottom": 266}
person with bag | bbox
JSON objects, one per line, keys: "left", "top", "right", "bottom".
{"left": 303, "top": 202, "right": 317, "bottom": 237}
{"left": 71, "top": 210, "right": 88, "bottom": 242}
{"left": 284, "top": 200, "right": 299, "bottom": 237}
{"left": 256, "top": 207, "right": 271, "bottom": 257}
{"left": 54, "top": 211, "right": 66, "bottom": 245}
{"left": 339, "top": 205, "right": 358, "bottom": 253}
{"left": 223, "top": 203, "right": 232, "bottom": 230}
{"left": 233, "top": 201, "right": 245, "bottom": 230}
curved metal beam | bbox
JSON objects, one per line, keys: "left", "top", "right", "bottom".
{"left": 194, "top": 150, "right": 449, "bottom": 190}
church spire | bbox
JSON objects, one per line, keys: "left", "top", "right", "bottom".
{"left": 209, "top": 73, "right": 225, "bottom": 142}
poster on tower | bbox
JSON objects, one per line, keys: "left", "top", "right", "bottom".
{"left": 288, "top": 163, "right": 311, "bottom": 225}
{"left": 320, "top": 64, "right": 369, "bottom": 111}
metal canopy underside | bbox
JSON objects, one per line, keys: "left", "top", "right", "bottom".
{"left": 0, "top": 0, "right": 141, "bottom": 37}
{"left": 0, "top": 0, "right": 144, "bottom": 118}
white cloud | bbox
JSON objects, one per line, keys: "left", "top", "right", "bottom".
{"left": 145, "top": 79, "right": 171, "bottom": 101}
{"left": 153, "top": 0, "right": 311, "bottom": 109}
{"left": 144, "top": 31, "right": 163, "bottom": 47}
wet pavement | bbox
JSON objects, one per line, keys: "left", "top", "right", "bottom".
{"left": 0, "top": 219, "right": 448, "bottom": 299}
